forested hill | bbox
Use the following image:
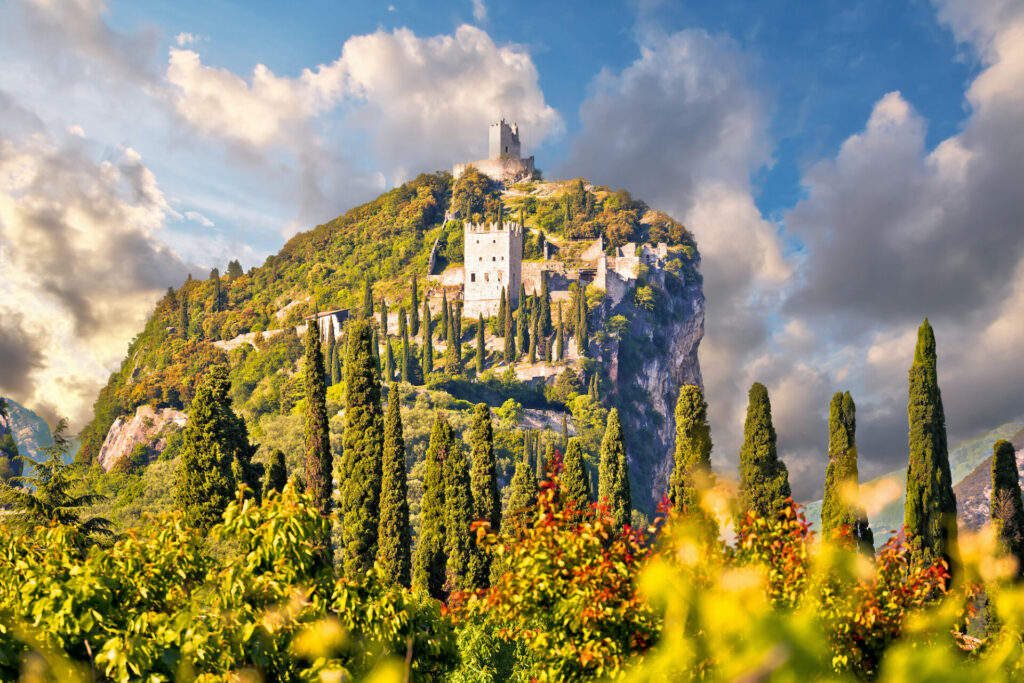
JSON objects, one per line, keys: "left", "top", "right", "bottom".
{"left": 75, "top": 168, "right": 702, "bottom": 504}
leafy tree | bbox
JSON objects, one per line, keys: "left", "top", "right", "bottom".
{"left": 990, "top": 439, "right": 1024, "bottom": 573}
{"left": 0, "top": 419, "right": 111, "bottom": 544}
{"left": 378, "top": 385, "right": 412, "bottom": 587}
{"left": 262, "top": 449, "right": 287, "bottom": 498}
{"left": 339, "top": 320, "right": 385, "bottom": 575}
{"left": 468, "top": 404, "right": 500, "bottom": 587}
{"left": 821, "top": 391, "right": 874, "bottom": 555}
{"left": 738, "top": 382, "right": 792, "bottom": 518}
{"left": 506, "top": 454, "right": 539, "bottom": 529}
{"left": 598, "top": 409, "right": 631, "bottom": 528}
{"left": 497, "top": 287, "right": 507, "bottom": 337}
{"left": 361, "top": 279, "right": 374, "bottom": 320}
{"left": 476, "top": 313, "right": 486, "bottom": 375}
{"left": 669, "top": 385, "right": 713, "bottom": 516}
{"left": 303, "top": 323, "right": 333, "bottom": 516}
{"left": 414, "top": 414, "right": 451, "bottom": 600}
{"left": 504, "top": 293, "right": 516, "bottom": 364}
{"left": 226, "top": 259, "right": 243, "bottom": 281}
{"left": 444, "top": 432, "right": 473, "bottom": 592}
{"left": 410, "top": 275, "right": 421, "bottom": 336}
{"left": 904, "top": 319, "right": 959, "bottom": 571}
{"left": 562, "top": 437, "right": 592, "bottom": 511}
{"left": 421, "top": 299, "right": 434, "bottom": 377}
{"left": 175, "top": 366, "right": 258, "bottom": 531}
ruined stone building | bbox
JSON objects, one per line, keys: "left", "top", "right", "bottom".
{"left": 461, "top": 220, "right": 523, "bottom": 318}
{"left": 453, "top": 119, "right": 536, "bottom": 183}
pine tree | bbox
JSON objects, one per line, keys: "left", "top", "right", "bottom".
{"left": 380, "top": 298, "right": 389, "bottom": 336}
{"left": 497, "top": 287, "right": 507, "bottom": 336}
{"left": 175, "top": 366, "right": 258, "bottom": 531}
{"left": 383, "top": 336, "right": 394, "bottom": 383}
{"left": 445, "top": 312, "right": 462, "bottom": 376}
{"left": 738, "top": 382, "right": 791, "bottom": 518}
{"left": 378, "top": 385, "right": 412, "bottom": 587}
{"left": 413, "top": 414, "right": 451, "bottom": 599}
{"left": 476, "top": 314, "right": 486, "bottom": 375}
{"left": 539, "top": 272, "right": 551, "bottom": 336}
{"left": 303, "top": 324, "right": 333, "bottom": 515}
{"left": 339, "top": 320, "right": 385, "bottom": 575}
{"left": 361, "top": 279, "right": 374, "bottom": 320}
{"left": 504, "top": 294, "right": 516, "bottom": 364}
{"left": 410, "top": 275, "right": 420, "bottom": 336}
{"left": 325, "top": 324, "right": 337, "bottom": 387}
{"left": 562, "top": 437, "right": 592, "bottom": 511}
{"left": 669, "top": 385, "right": 713, "bottom": 514}
{"left": 598, "top": 409, "right": 632, "bottom": 527}
{"left": 821, "top": 391, "right": 874, "bottom": 554}
{"left": 506, "top": 453, "right": 539, "bottom": 529}
{"left": 421, "top": 300, "right": 434, "bottom": 378}
{"left": 444, "top": 434, "right": 473, "bottom": 592}
{"left": 990, "top": 439, "right": 1024, "bottom": 573}
{"left": 904, "top": 319, "right": 959, "bottom": 570}
{"left": 262, "top": 449, "right": 287, "bottom": 498}
{"left": 440, "top": 292, "right": 449, "bottom": 342}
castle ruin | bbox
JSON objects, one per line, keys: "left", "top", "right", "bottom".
{"left": 453, "top": 119, "right": 536, "bottom": 183}
{"left": 461, "top": 219, "right": 523, "bottom": 318}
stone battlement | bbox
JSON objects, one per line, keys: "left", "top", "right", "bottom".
{"left": 465, "top": 220, "right": 523, "bottom": 235}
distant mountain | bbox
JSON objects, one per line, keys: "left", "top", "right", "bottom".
{"left": 802, "top": 419, "right": 1024, "bottom": 544}
{"left": 0, "top": 397, "right": 56, "bottom": 479}
{"left": 954, "top": 426, "right": 1024, "bottom": 530}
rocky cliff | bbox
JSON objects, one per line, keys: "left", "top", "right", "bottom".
{"left": 955, "top": 433, "right": 1024, "bottom": 531}
{"left": 96, "top": 404, "right": 187, "bottom": 472}
{"left": 0, "top": 398, "right": 54, "bottom": 461}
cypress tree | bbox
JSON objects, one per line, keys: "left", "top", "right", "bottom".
{"left": 383, "top": 336, "right": 394, "bottom": 383}
{"left": 380, "top": 298, "right": 389, "bottom": 336}
{"left": 990, "top": 439, "right": 1024, "bottom": 573}
{"left": 821, "top": 392, "right": 874, "bottom": 554}
{"left": 561, "top": 414, "right": 569, "bottom": 450}
{"left": 469, "top": 404, "right": 501, "bottom": 538}
{"left": 413, "top": 414, "right": 450, "bottom": 600}
{"left": 528, "top": 306, "right": 538, "bottom": 363}
{"left": 325, "top": 324, "right": 337, "bottom": 387}
{"left": 497, "top": 287, "right": 507, "bottom": 337}
{"left": 445, "top": 312, "right": 462, "bottom": 376}
{"left": 738, "top": 382, "right": 791, "bottom": 518}
{"left": 378, "top": 385, "right": 412, "bottom": 587}
{"left": 541, "top": 442, "right": 555, "bottom": 480}
{"left": 598, "top": 409, "right": 632, "bottom": 527}
{"left": 669, "top": 385, "right": 713, "bottom": 514}
{"left": 904, "top": 319, "right": 958, "bottom": 570}
{"left": 339, "top": 320, "right": 385, "bottom": 575}
{"left": 401, "top": 327, "right": 411, "bottom": 383}
{"left": 263, "top": 449, "right": 287, "bottom": 498}
{"left": 589, "top": 374, "right": 599, "bottom": 401}
{"left": 577, "top": 290, "right": 589, "bottom": 358}
{"left": 562, "top": 437, "right": 592, "bottom": 511}
{"left": 421, "top": 301, "right": 434, "bottom": 378}
{"left": 539, "top": 271, "right": 551, "bottom": 336}
{"left": 410, "top": 275, "right": 420, "bottom": 336}
{"left": 517, "top": 283, "right": 527, "bottom": 317}
{"left": 444, "top": 434, "right": 473, "bottom": 592}
{"left": 555, "top": 302, "right": 564, "bottom": 361}
{"left": 398, "top": 306, "right": 408, "bottom": 339}
{"left": 361, "top": 279, "right": 374, "bottom": 320}
{"left": 175, "top": 366, "right": 257, "bottom": 530}
{"left": 439, "top": 293, "right": 449, "bottom": 342}
{"left": 504, "top": 295, "right": 516, "bottom": 364}
{"left": 516, "top": 306, "right": 528, "bottom": 361}
{"left": 303, "top": 323, "right": 333, "bottom": 515}
{"left": 372, "top": 328, "right": 382, "bottom": 380}
{"left": 331, "top": 344, "right": 342, "bottom": 387}
{"left": 210, "top": 268, "right": 222, "bottom": 313}
{"left": 506, "top": 453, "right": 539, "bottom": 529}
{"left": 476, "top": 314, "right": 486, "bottom": 374}
{"left": 179, "top": 291, "right": 189, "bottom": 338}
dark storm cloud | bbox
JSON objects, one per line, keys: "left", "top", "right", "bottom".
{"left": 0, "top": 311, "right": 45, "bottom": 397}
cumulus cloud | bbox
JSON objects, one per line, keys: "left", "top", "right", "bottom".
{"left": 0, "top": 121, "right": 192, "bottom": 426}
{"left": 560, "top": 28, "right": 792, "bottom": 483}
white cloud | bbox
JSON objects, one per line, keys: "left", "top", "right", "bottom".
{"left": 472, "top": 0, "right": 488, "bottom": 23}
{"left": 174, "top": 32, "right": 199, "bottom": 47}
{"left": 183, "top": 210, "right": 214, "bottom": 227}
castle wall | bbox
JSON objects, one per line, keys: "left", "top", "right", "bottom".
{"left": 463, "top": 221, "right": 522, "bottom": 318}
{"left": 453, "top": 156, "right": 535, "bottom": 183}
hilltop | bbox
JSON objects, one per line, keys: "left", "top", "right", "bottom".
{"left": 75, "top": 164, "right": 704, "bottom": 526}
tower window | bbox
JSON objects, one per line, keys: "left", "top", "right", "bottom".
{"left": 485, "top": 273, "right": 490, "bottom": 282}
{"left": 492, "top": 257, "right": 496, "bottom": 261}
{"left": 470, "top": 273, "right": 476, "bottom": 282}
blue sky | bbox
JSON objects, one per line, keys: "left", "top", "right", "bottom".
{"left": 1, "top": 0, "right": 1022, "bottom": 500}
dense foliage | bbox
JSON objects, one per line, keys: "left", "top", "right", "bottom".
{"left": 821, "top": 391, "right": 874, "bottom": 554}
{"left": 738, "top": 382, "right": 792, "bottom": 517}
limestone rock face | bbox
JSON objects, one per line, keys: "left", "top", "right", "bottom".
{"left": 0, "top": 398, "right": 53, "bottom": 462}
{"left": 97, "top": 404, "right": 187, "bottom": 472}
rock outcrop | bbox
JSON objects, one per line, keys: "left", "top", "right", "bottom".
{"left": 97, "top": 405, "right": 187, "bottom": 472}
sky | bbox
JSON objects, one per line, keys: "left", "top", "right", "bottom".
{"left": 1, "top": 0, "right": 1022, "bottom": 500}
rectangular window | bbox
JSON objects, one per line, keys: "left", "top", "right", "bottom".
{"left": 485, "top": 273, "right": 490, "bottom": 282}
{"left": 470, "top": 273, "right": 476, "bottom": 282}
{"left": 498, "top": 271, "right": 503, "bottom": 281}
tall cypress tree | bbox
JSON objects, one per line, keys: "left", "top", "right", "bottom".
{"left": 380, "top": 298, "right": 389, "bottom": 336}
{"left": 738, "top": 382, "right": 791, "bottom": 518}
{"left": 541, "top": 442, "right": 555, "bottom": 480}
{"left": 669, "top": 385, "right": 713, "bottom": 515}
{"left": 175, "top": 366, "right": 257, "bottom": 531}
{"left": 516, "top": 306, "right": 529, "bottom": 361}
{"left": 444, "top": 312, "right": 462, "bottom": 376}
{"left": 562, "top": 437, "right": 592, "bottom": 511}
{"left": 179, "top": 289, "right": 190, "bottom": 338}
{"left": 378, "top": 385, "right": 412, "bottom": 587}
{"left": 303, "top": 323, "right": 333, "bottom": 515}
{"left": 904, "top": 319, "right": 958, "bottom": 570}
{"left": 497, "top": 287, "right": 507, "bottom": 337}
{"left": 528, "top": 305, "right": 538, "bottom": 363}
{"left": 991, "top": 439, "right": 1024, "bottom": 573}
{"left": 517, "top": 282, "right": 527, "bottom": 317}
{"left": 556, "top": 301, "right": 564, "bottom": 361}
{"left": 325, "top": 324, "right": 337, "bottom": 387}
{"left": 361, "top": 279, "right": 374, "bottom": 320}
{"left": 339, "top": 320, "right": 385, "bottom": 575}
{"left": 410, "top": 275, "right": 420, "bottom": 336}
{"left": 421, "top": 300, "right": 434, "bottom": 378}
{"left": 398, "top": 306, "right": 408, "bottom": 339}
{"left": 504, "top": 295, "right": 516, "bottom": 364}
{"left": 209, "top": 268, "right": 222, "bottom": 313}
{"left": 444, "top": 435, "right": 473, "bottom": 592}
{"left": 440, "top": 292, "right": 449, "bottom": 342}
{"left": 469, "top": 404, "right": 501, "bottom": 538}
{"left": 822, "top": 391, "right": 874, "bottom": 554}
{"left": 476, "top": 314, "right": 486, "bottom": 374}
{"left": 577, "top": 290, "right": 589, "bottom": 358}
{"left": 598, "top": 409, "right": 631, "bottom": 527}
{"left": 539, "top": 271, "right": 551, "bottom": 336}
{"left": 401, "top": 326, "right": 411, "bottom": 383}
{"left": 506, "top": 453, "right": 539, "bottom": 529}
{"left": 414, "top": 414, "right": 450, "bottom": 600}
{"left": 262, "top": 449, "right": 287, "bottom": 498}
{"left": 331, "top": 344, "right": 342, "bottom": 387}
{"left": 383, "top": 336, "right": 394, "bottom": 383}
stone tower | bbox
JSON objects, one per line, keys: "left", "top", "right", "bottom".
{"left": 462, "top": 219, "right": 523, "bottom": 318}
{"left": 489, "top": 120, "right": 521, "bottom": 159}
